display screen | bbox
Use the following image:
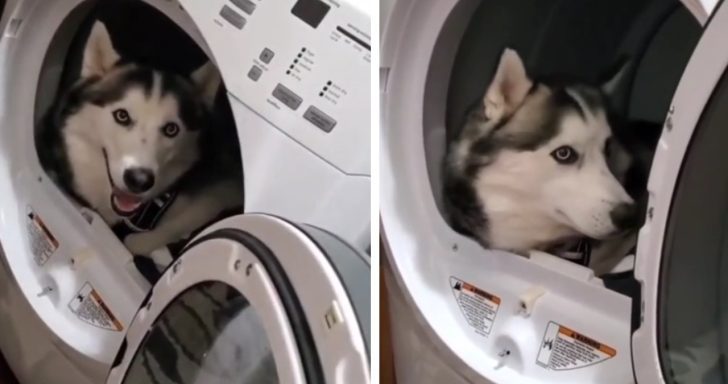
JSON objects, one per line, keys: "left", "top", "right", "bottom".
{"left": 291, "top": 0, "right": 331, "bottom": 29}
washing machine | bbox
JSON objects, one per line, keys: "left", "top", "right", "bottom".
{"left": 0, "top": 0, "right": 371, "bottom": 383}
{"left": 381, "top": 0, "right": 728, "bottom": 383}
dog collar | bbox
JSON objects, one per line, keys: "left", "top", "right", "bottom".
{"left": 112, "top": 190, "right": 178, "bottom": 239}
{"left": 123, "top": 190, "right": 178, "bottom": 232}
{"left": 554, "top": 238, "right": 592, "bottom": 267}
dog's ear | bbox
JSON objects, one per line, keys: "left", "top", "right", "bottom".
{"left": 191, "top": 62, "right": 222, "bottom": 107}
{"left": 483, "top": 48, "right": 533, "bottom": 122}
{"left": 600, "top": 57, "right": 633, "bottom": 97}
{"left": 599, "top": 57, "right": 634, "bottom": 115}
{"left": 81, "top": 21, "right": 120, "bottom": 78}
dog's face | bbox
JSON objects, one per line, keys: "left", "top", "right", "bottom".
{"left": 468, "top": 49, "right": 637, "bottom": 244}
{"left": 492, "top": 87, "right": 635, "bottom": 239}
{"left": 97, "top": 74, "right": 202, "bottom": 216}
{"left": 69, "top": 21, "right": 220, "bottom": 216}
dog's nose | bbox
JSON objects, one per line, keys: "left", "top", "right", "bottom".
{"left": 610, "top": 202, "right": 639, "bottom": 230}
{"left": 123, "top": 168, "right": 155, "bottom": 193}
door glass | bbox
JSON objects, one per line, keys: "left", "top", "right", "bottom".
{"left": 123, "top": 282, "right": 279, "bottom": 384}
{"left": 659, "top": 70, "right": 728, "bottom": 383}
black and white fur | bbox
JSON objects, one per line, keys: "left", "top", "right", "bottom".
{"left": 444, "top": 48, "right": 641, "bottom": 261}
{"left": 38, "top": 21, "right": 243, "bottom": 264}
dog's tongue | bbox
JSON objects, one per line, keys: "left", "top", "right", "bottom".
{"left": 112, "top": 191, "right": 143, "bottom": 214}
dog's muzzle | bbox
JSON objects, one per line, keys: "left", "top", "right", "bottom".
{"left": 103, "top": 149, "right": 146, "bottom": 216}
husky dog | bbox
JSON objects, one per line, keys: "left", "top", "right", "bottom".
{"left": 38, "top": 21, "right": 243, "bottom": 265}
{"left": 444, "top": 48, "right": 641, "bottom": 257}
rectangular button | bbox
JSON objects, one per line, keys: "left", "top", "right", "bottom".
{"left": 272, "top": 84, "right": 303, "bottom": 110}
{"left": 303, "top": 106, "right": 337, "bottom": 132}
{"left": 220, "top": 5, "right": 246, "bottom": 29}
{"left": 231, "top": 0, "right": 256, "bottom": 15}
{"left": 248, "top": 65, "right": 262, "bottom": 81}
{"left": 260, "top": 48, "right": 275, "bottom": 64}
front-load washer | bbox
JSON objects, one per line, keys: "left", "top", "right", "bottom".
{"left": 380, "top": 0, "right": 728, "bottom": 382}
{"left": 0, "top": 0, "right": 371, "bottom": 383}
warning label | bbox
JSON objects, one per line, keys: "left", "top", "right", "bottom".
{"left": 68, "top": 283, "right": 124, "bottom": 332}
{"left": 450, "top": 277, "right": 501, "bottom": 337}
{"left": 26, "top": 208, "right": 59, "bottom": 266}
{"left": 536, "top": 321, "right": 616, "bottom": 370}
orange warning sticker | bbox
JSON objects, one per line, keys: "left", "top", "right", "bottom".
{"left": 537, "top": 321, "right": 616, "bottom": 370}
{"left": 26, "top": 207, "right": 59, "bottom": 266}
{"left": 450, "top": 277, "right": 501, "bottom": 337}
{"left": 68, "top": 283, "right": 124, "bottom": 332}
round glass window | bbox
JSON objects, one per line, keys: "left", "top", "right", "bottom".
{"left": 123, "top": 282, "right": 278, "bottom": 384}
{"left": 659, "top": 70, "right": 728, "bottom": 383}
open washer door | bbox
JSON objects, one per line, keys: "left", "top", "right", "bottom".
{"left": 105, "top": 214, "right": 370, "bottom": 384}
{"left": 633, "top": 0, "right": 728, "bottom": 383}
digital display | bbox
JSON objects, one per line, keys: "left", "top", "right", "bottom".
{"left": 291, "top": 0, "right": 331, "bottom": 29}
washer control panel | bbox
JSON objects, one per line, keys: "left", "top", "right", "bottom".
{"left": 181, "top": 0, "right": 371, "bottom": 175}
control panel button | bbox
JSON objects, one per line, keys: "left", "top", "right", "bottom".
{"left": 272, "top": 84, "right": 303, "bottom": 110}
{"left": 248, "top": 65, "right": 262, "bottom": 81}
{"left": 260, "top": 48, "right": 275, "bottom": 64}
{"left": 231, "top": 0, "right": 256, "bottom": 15}
{"left": 219, "top": 5, "right": 246, "bottom": 29}
{"left": 303, "top": 106, "right": 337, "bottom": 132}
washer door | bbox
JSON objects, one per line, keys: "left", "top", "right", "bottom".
{"left": 632, "top": 1, "right": 728, "bottom": 383}
{"left": 105, "top": 214, "right": 370, "bottom": 384}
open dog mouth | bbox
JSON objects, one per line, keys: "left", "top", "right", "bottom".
{"left": 103, "top": 149, "right": 144, "bottom": 217}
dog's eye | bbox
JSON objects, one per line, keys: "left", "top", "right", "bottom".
{"left": 112, "top": 109, "right": 131, "bottom": 126}
{"left": 551, "top": 146, "right": 579, "bottom": 164}
{"left": 162, "top": 123, "right": 180, "bottom": 138}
